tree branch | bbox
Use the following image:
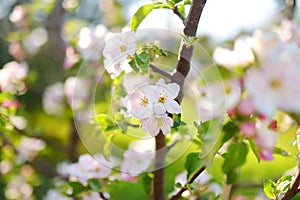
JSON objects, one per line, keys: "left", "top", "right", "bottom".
{"left": 69, "top": 118, "right": 78, "bottom": 162}
{"left": 153, "top": 1, "right": 208, "bottom": 199}
{"left": 171, "top": 0, "right": 207, "bottom": 103}
{"left": 282, "top": 168, "right": 300, "bottom": 200}
{"left": 283, "top": 0, "right": 297, "bottom": 20}
{"left": 170, "top": 166, "right": 206, "bottom": 200}
{"left": 149, "top": 64, "right": 172, "bottom": 79}
{"left": 153, "top": 131, "right": 167, "bottom": 200}
{"left": 172, "top": 6, "right": 186, "bottom": 23}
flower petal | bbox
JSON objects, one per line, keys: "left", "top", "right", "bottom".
{"left": 165, "top": 100, "right": 181, "bottom": 114}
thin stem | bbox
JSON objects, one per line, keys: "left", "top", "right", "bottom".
{"left": 153, "top": 131, "right": 167, "bottom": 200}
{"left": 283, "top": 0, "right": 297, "bottom": 20}
{"left": 173, "top": 6, "right": 186, "bottom": 23}
{"left": 69, "top": 118, "right": 78, "bottom": 162}
{"left": 149, "top": 64, "right": 172, "bottom": 79}
{"left": 282, "top": 168, "right": 300, "bottom": 200}
{"left": 170, "top": 166, "right": 206, "bottom": 200}
{"left": 99, "top": 192, "right": 109, "bottom": 200}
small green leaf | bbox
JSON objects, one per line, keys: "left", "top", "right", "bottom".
{"left": 277, "top": 175, "right": 292, "bottom": 192}
{"left": 249, "top": 140, "right": 261, "bottom": 163}
{"left": 273, "top": 147, "right": 291, "bottom": 157}
{"left": 68, "top": 181, "right": 87, "bottom": 196}
{"left": 142, "top": 173, "right": 154, "bottom": 194}
{"left": 174, "top": 182, "right": 183, "bottom": 188}
{"left": 222, "top": 120, "right": 238, "bottom": 143}
{"left": 222, "top": 142, "right": 248, "bottom": 184}
{"left": 184, "top": 152, "right": 202, "bottom": 179}
{"left": 103, "top": 133, "right": 115, "bottom": 161}
{"left": 263, "top": 178, "right": 276, "bottom": 199}
{"left": 130, "top": 4, "right": 155, "bottom": 31}
{"left": 129, "top": 59, "right": 140, "bottom": 73}
{"left": 134, "top": 52, "right": 150, "bottom": 72}
{"left": 94, "top": 114, "right": 117, "bottom": 131}
{"left": 88, "top": 179, "right": 102, "bottom": 191}
{"left": 180, "top": 33, "right": 199, "bottom": 48}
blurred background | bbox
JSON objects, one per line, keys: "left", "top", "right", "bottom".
{"left": 0, "top": 0, "right": 299, "bottom": 199}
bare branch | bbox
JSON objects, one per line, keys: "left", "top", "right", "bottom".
{"left": 172, "top": 6, "right": 185, "bottom": 23}
{"left": 149, "top": 64, "right": 172, "bottom": 79}
{"left": 170, "top": 166, "right": 206, "bottom": 200}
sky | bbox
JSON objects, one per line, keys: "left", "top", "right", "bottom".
{"left": 125, "top": 0, "right": 280, "bottom": 41}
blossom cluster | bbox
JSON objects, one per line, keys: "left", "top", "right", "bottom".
{"left": 123, "top": 79, "right": 181, "bottom": 136}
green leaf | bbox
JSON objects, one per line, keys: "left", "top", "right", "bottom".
{"left": 142, "top": 173, "right": 153, "bottom": 194}
{"left": 180, "top": 33, "right": 199, "bottom": 48}
{"left": 249, "top": 140, "right": 261, "bottom": 163}
{"left": 134, "top": 52, "right": 150, "bottom": 73}
{"left": 130, "top": 4, "right": 155, "bottom": 31}
{"left": 129, "top": 59, "right": 140, "bottom": 73}
{"left": 273, "top": 147, "right": 291, "bottom": 157}
{"left": 263, "top": 178, "right": 276, "bottom": 199}
{"left": 94, "top": 114, "right": 117, "bottom": 131}
{"left": 88, "top": 179, "right": 102, "bottom": 191}
{"left": 172, "top": 114, "right": 186, "bottom": 129}
{"left": 222, "top": 142, "right": 248, "bottom": 184}
{"left": 68, "top": 181, "right": 87, "bottom": 196}
{"left": 175, "top": 182, "right": 183, "bottom": 188}
{"left": 277, "top": 175, "right": 292, "bottom": 192}
{"left": 221, "top": 120, "right": 238, "bottom": 143}
{"left": 103, "top": 133, "right": 115, "bottom": 161}
{"left": 184, "top": 152, "right": 202, "bottom": 179}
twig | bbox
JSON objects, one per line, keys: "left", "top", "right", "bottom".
{"left": 170, "top": 166, "right": 206, "bottom": 200}
{"left": 153, "top": 131, "right": 167, "bottom": 200}
{"left": 171, "top": 0, "right": 207, "bottom": 103}
{"left": 282, "top": 168, "right": 300, "bottom": 200}
{"left": 172, "top": 6, "right": 186, "bottom": 23}
{"left": 149, "top": 64, "right": 172, "bottom": 79}
{"left": 69, "top": 118, "right": 78, "bottom": 162}
{"left": 99, "top": 192, "right": 109, "bottom": 200}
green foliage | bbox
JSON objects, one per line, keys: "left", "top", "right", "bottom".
{"left": 67, "top": 182, "right": 88, "bottom": 196}
{"left": 94, "top": 114, "right": 118, "bottom": 132}
{"left": 222, "top": 142, "right": 248, "bottom": 184}
{"left": 180, "top": 34, "right": 199, "bottom": 48}
{"left": 221, "top": 120, "right": 238, "bottom": 143}
{"left": 185, "top": 152, "right": 202, "bottom": 179}
{"left": 103, "top": 133, "right": 115, "bottom": 161}
{"left": 88, "top": 179, "right": 102, "bottom": 192}
{"left": 130, "top": 4, "right": 155, "bottom": 31}
{"left": 273, "top": 147, "right": 292, "bottom": 157}
{"left": 263, "top": 175, "right": 293, "bottom": 199}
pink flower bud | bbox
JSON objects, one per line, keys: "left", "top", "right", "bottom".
{"left": 240, "top": 122, "right": 256, "bottom": 138}
{"left": 2, "top": 99, "right": 20, "bottom": 109}
{"left": 238, "top": 97, "right": 255, "bottom": 116}
{"left": 259, "top": 149, "right": 274, "bottom": 161}
{"left": 269, "top": 120, "right": 278, "bottom": 130}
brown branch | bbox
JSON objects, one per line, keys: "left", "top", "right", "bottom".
{"left": 153, "top": 131, "right": 167, "bottom": 200}
{"left": 69, "top": 118, "right": 78, "bottom": 162}
{"left": 171, "top": 0, "right": 207, "bottom": 103}
{"left": 152, "top": 1, "right": 208, "bottom": 200}
{"left": 282, "top": 169, "right": 300, "bottom": 200}
{"left": 283, "top": 0, "right": 297, "bottom": 20}
{"left": 149, "top": 64, "right": 172, "bottom": 79}
{"left": 173, "top": 6, "right": 186, "bottom": 23}
{"left": 170, "top": 166, "right": 206, "bottom": 200}
{"left": 99, "top": 192, "right": 109, "bottom": 200}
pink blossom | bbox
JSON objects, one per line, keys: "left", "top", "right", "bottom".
{"left": 42, "top": 82, "right": 65, "bottom": 116}
{"left": 123, "top": 91, "right": 152, "bottom": 119}
{"left": 238, "top": 97, "right": 255, "bottom": 116}
{"left": 259, "top": 149, "right": 274, "bottom": 161}
{"left": 103, "top": 31, "right": 136, "bottom": 78}
{"left": 240, "top": 122, "right": 256, "bottom": 138}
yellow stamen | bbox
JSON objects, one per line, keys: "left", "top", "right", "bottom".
{"left": 140, "top": 96, "right": 149, "bottom": 107}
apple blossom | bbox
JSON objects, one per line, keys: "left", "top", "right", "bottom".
{"left": 103, "top": 31, "right": 136, "bottom": 78}
{"left": 238, "top": 97, "right": 255, "bottom": 116}
{"left": 43, "top": 189, "right": 71, "bottom": 200}
{"left": 240, "top": 122, "right": 256, "bottom": 138}
{"left": 9, "top": 115, "right": 27, "bottom": 130}
{"left": 16, "top": 137, "right": 46, "bottom": 163}
{"left": 121, "top": 149, "right": 153, "bottom": 178}
{"left": 213, "top": 37, "right": 254, "bottom": 68}
{"left": 141, "top": 113, "right": 174, "bottom": 136}
{"left": 64, "top": 76, "right": 90, "bottom": 110}
{"left": 67, "top": 154, "right": 111, "bottom": 184}
{"left": 5, "top": 175, "right": 33, "bottom": 199}
{"left": 0, "top": 61, "right": 28, "bottom": 95}
{"left": 77, "top": 25, "right": 107, "bottom": 61}
{"left": 82, "top": 191, "right": 101, "bottom": 200}
{"left": 42, "top": 82, "right": 65, "bottom": 116}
